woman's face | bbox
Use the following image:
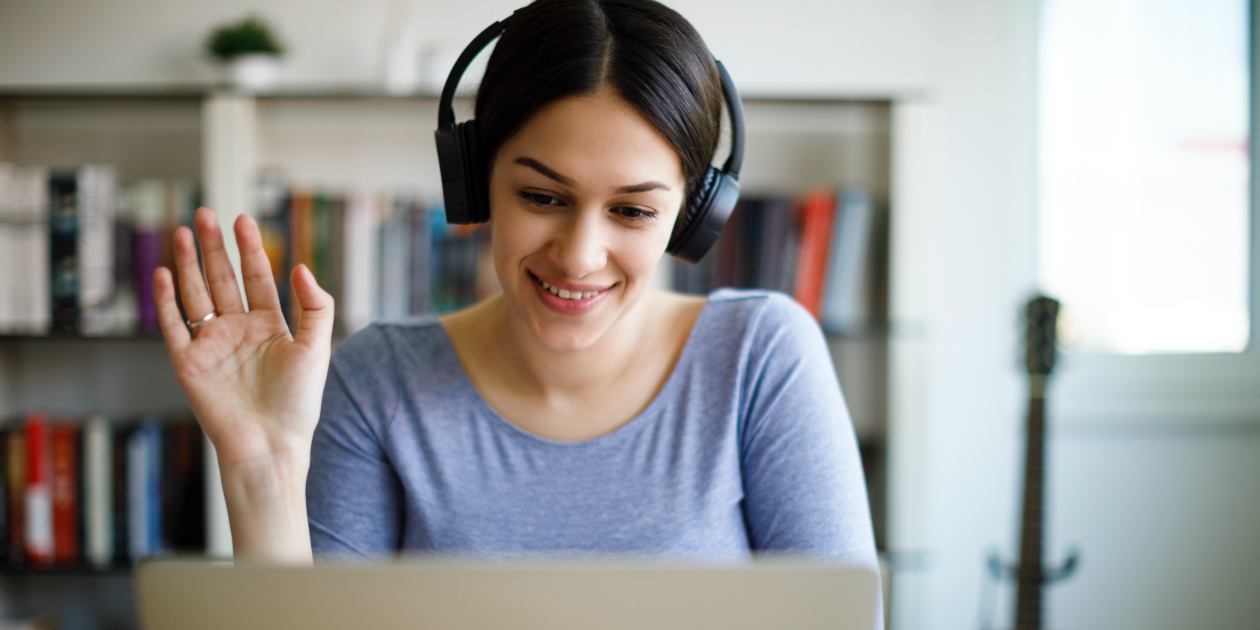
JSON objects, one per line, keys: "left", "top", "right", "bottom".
{"left": 487, "top": 89, "right": 686, "bottom": 352}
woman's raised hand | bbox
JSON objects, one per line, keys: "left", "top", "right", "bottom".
{"left": 154, "top": 207, "right": 330, "bottom": 562}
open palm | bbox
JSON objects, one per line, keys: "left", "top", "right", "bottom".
{"left": 154, "top": 208, "right": 334, "bottom": 470}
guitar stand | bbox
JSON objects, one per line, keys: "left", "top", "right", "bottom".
{"left": 986, "top": 548, "right": 1080, "bottom": 585}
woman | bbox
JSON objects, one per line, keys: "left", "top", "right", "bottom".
{"left": 156, "top": 0, "right": 876, "bottom": 568}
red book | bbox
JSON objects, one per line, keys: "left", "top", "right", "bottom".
{"left": 791, "top": 189, "right": 837, "bottom": 319}
{"left": 24, "top": 412, "right": 53, "bottom": 565}
{"left": 52, "top": 425, "right": 79, "bottom": 565}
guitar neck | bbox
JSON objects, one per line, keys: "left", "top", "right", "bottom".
{"left": 1014, "top": 377, "right": 1047, "bottom": 630}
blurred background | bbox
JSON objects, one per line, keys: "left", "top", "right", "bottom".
{"left": 0, "top": 0, "right": 1257, "bottom": 629}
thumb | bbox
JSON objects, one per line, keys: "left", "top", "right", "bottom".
{"left": 291, "top": 264, "right": 335, "bottom": 351}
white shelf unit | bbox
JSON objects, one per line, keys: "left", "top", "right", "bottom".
{"left": 0, "top": 88, "right": 912, "bottom": 629}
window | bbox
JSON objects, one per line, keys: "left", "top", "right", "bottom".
{"left": 1039, "top": 0, "right": 1251, "bottom": 354}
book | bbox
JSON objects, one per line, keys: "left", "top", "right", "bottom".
{"left": 256, "top": 170, "right": 291, "bottom": 319}
{"left": 0, "top": 429, "right": 8, "bottom": 555}
{"left": 343, "top": 191, "right": 380, "bottom": 333}
{"left": 24, "top": 412, "right": 53, "bottom": 565}
{"left": 821, "top": 188, "right": 874, "bottom": 336}
{"left": 112, "top": 425, "right": 129, "bottom": 563}
{"left": 126, "top": 423, "right": 149, "bottom": 559}
{"left": 0, "top": 165, "right": 14, "bottom": 333}
{"left": 377, "top": 194, "right": 412, "bottom": 319}
{"left": 791, "top": 189, "right": 837, "bottom": 319}
{"left": 163, "top": 422, "right": 205, "bottom": 552}
{"left": 83, "top": 416, "right": 113, "bottom": 568}
{"left": 408, "top": 201, "right": 431, "bottom": 316}
{"left": 78, "top": 166, "right": 118, "bottom": 336}
{"left": 131, "top": 179, "right": 167, "bottom": 334}
{"left": 7, "top": 428, "right": 25, "bottom": 565}
{"left": 51, "top": 424, "right": 79, "bottom": 565}
{"left": 49, "top": 171, "right": 80, "bottom": 333}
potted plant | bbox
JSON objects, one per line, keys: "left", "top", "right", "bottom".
{"left": 206, "top": 15, "right": 286, "bottom": 92}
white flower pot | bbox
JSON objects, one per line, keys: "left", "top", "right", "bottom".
{"left": 227, "top": 54, "right": 280, "bottom": 93}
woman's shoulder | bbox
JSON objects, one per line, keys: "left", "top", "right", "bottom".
{"left": 331, "top": 314, "right": 457, "bottom": 380}
{"left": 688, "top": 288, "right": 828, "bottom": 371}
{"left": 700, "top": 288, "right": 820, "bottom": 339}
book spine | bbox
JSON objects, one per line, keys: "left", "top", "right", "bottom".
{"left": 84, "top": 417, "right": 113, "bottom": 568}
{"left": 7, "top": 430, "right": 25, "bottom": 565}
{"left": 409, "top": 203, "right": 431, "bottom": 315}
{"left": 821, "top": 188, "right": 874, "bottom": 335}
{"left": 49, "top": 172, "right": 79, "bottom": 333}
{"left": 51, "top": 424, "right": 78, "bottom": 565}
{"left": 164, "top": 423, "right": 206, "bottom": 551}
{"left": 112, "top": 426, "right": 129, "bottom": 563}
{"left": 126, "top": 425, "right": 148, "bottom": 558}
{"left": 78, "top": 165, "right": 117, "bottom": 335}
{"left": 144, "top": 420, "right": 162, "bottom": 555}
{"left": 0, "top": 164, "right": 14, "bottom": 333}
{"left": 132, "top": 180, "right": 167, "bottom": 334}
{"left": 342, "top": 191, "right": 378, "bottom": 332}
{"left": 24, "top": 412, "right": 53, "bottom": 565}
{"left": 791, "top": 190, "right": 837, "bottom": 319}
{"left": 0, "top": 429, "right": 8, "bottom": 556}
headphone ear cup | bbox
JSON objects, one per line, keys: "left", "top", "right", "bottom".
{"left": 668, "top": 166, "right": 738, "bottom": 263}
{"left": 457, "top": 121, "right": 491, "bottom": 223}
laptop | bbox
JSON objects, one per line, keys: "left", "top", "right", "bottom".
{"left": 137, "top": 557, "right": 880, "bottom": 630}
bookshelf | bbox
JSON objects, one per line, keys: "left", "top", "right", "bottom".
{"left": 0, "top": 86, "right": 894, "bottom": 628}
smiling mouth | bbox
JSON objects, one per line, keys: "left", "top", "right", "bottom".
{"left": 530, "top": 272, "right": 608, "bottom": 301}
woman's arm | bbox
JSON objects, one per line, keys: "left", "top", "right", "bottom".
{"left": 154, "top": 207, "right": 333, "bottom": 564}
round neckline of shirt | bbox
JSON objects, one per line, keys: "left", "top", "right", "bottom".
{"left": 432, "top": 295, "right": 723, "bottom": 448}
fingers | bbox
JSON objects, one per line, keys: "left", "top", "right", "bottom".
{"left": 194, "top": 207, "right": 245, "bottom": 314}
{"left": 173, "top": 225, "right": 215, "bottom": 321}
{"left": 154, "top": 267, "right": 191, "bottom": 353}
{"left": 291, "top": 264, "right": 335, "bottom": 351}
{"left": 234, "top": 214, "right": 283, "bottom": 313}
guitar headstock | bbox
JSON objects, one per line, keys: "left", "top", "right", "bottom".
{"left": 1024, "top": 296, "right": 1060, "bottom": 376}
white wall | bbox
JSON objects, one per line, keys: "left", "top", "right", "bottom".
{"left": 3, "top": 1, "right": 1257, "bottom": 629}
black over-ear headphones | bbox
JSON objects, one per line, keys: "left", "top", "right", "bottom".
{"left": 433, "top": 14, "right": 745, "bottom": 264}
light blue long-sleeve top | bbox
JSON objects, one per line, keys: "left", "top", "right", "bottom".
{"left": 306, "top": 288, "right": 877, "bottom": 569}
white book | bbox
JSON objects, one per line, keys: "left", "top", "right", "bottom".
{"left": 342, "top": 190, "right": 380, "bottom": 334}
{"left": 821, "top": 188, "right": 874, "bottom": 336}
{"left": 0, "top": 163, "right": 14, "bottom": 333}
{"left": 17, "top": 167, "right": 50, "bottom": 334}
{"left": 84, "top": 416, "right": 114, "bottom": 568}
{"left": 79, "top": 165, "right": 118, "bottom": 336}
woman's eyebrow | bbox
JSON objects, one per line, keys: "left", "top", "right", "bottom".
{"left": 515, "top": 157, "right": 573, "bottom": 186}
{"left": 514, "top": 156, "right": 671, "bottom": 194}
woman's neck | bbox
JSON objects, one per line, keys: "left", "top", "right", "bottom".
{"left": 490, "top": 290, "right": 656, "bottom": 404}
{"left": 442, "top": 290, "right": 703, "bottom": 442}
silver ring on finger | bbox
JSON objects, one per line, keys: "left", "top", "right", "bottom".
{"left": 185, "top": 310, "right": 218, "bottom": 331}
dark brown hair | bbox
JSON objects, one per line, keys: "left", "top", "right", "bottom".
{"left": 475, "top": 0, "right": 723, "bottom": 205}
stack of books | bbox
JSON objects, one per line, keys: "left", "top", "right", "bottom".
{"left": 254, "top": 171, "right": 494, "bottom": 337}
{"left": 674, "top": 188, "right": 877, "bottom": 336}
{"left": 0, "top": 163, "right": 196, "bottom": 337}
{"left": 0, "top": 414, "right": 205, "bottom": 570}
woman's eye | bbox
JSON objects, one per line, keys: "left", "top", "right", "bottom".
{"left": 614, "top": 207, "right": 656, "bottom": 221}
{"left": 520, "top": 192, "right": 562, "bottom": 207}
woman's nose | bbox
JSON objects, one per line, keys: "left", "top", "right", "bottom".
{"left": 548, "top": 209, "right": 608, "bottom": 278}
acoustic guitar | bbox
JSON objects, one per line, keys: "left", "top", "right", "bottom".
{"left": 989, "top": 296, "right": 1078, "bottom": 630}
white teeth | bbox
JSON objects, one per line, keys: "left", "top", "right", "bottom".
{"left": 539, "top": 278, "right": 599, "bottom": 300}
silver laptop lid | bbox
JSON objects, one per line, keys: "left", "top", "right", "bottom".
{"left": 138, "top": 558, "right": 879, "bottom": 630}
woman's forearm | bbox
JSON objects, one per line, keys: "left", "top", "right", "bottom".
{"left": 218, "top": 451, "right": 314, "bottom": 564}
